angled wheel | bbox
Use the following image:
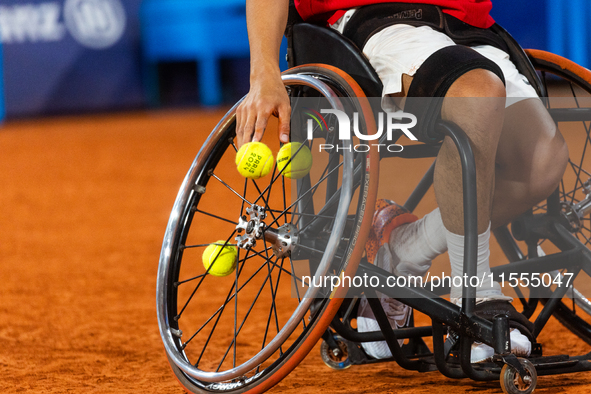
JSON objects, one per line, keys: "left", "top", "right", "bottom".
{"left": 522, "top": 49, "right": 591, "bottom": 344}
{"left": 500, "top": 358, "right": 537, "bottom": 394}
{"left": 320, "top": 335, "right": 352, "bottom": 370}
{"left": 157, "top": 65, "right": 379, "bottom": 393}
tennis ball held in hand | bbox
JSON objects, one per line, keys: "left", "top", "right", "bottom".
{"left": 276, "top": 142, "right": 313, "bottom": 179}
{"left": 235, "top": 142, "right": 274, "bottom": 179}
{"left": 202, "top": 240, "right": 238, "bottom": 277}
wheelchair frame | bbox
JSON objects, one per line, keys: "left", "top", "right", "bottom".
{"left": 290, "top": 24, "right": 591, "bottom": 390}
{"left": 291, "top": 23, "right": 591, "bottom": 391}
{"left": 157, "top": 19, "right": 591, "bottom": 394}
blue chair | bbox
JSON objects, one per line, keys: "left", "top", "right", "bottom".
{"left": 140, "top": 0, "right": 250, "bottom": 106}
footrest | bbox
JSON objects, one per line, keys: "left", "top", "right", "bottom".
{"left": 529, "top": 354, "right": 578, "bottom": 370}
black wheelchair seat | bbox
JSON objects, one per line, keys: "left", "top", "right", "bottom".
{"left": 288, "top": 22, "right": 545, "bottom": 98}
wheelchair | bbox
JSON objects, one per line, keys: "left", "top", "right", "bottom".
{"left": 156, "top": 16, "right": 591, "bottom": 394}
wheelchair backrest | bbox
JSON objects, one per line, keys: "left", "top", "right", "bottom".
{"left": 287, "top": 21, "right": 545, "bottom": 98}
{"left": 289, "top": 23, "right": 384, "bottom": 97}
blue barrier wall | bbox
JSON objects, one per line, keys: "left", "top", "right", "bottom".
{"left": 0, "top": 0, "right": 144, "bottom": 118}
{"left": 0, "top": 0, "right": 587, "bottom": 118}
{"left": 491, "top": 0, "right": 547, "bottom": 51}
{"left": 493, "top": 0, "right": 589, "bottom": 68}
{"left": 546, "top": 0, "right": 589, "bottom": 68}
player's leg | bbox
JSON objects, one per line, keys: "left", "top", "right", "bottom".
{"left": 392, "top": 46, "right": 569, "bottom": 293}
{"left": 357, "top": 24, "right": 517, "bottom": 358}
{"left": 492, "top": 98, "right": 569, "bottom": 228}
{"left": 433, "top": 68, "right": 513, "bottom": 304}
{"left": 410, "top": 56, "right": 534, "bottom": 362}
{"left": 470, "top": 45, "right": 570, "bottom": 228}
{"left": 436, "top": 68, "right": 505, "bottom": 235}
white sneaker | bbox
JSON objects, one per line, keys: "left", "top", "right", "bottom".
{"left": 358, "top": 238, "right": 415, "bottom": 359}
{"left": 357, "top": 295, "right": 412, "bottom": 359}
{"left": 470, "top": 328, "right": 531, "bottom": 363}
{"left": 452, "top": 298, "right": 532, "bottom": 363}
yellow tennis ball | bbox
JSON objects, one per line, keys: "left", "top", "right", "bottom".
{"left": 235, "top": 142, "right": 274, "bottom": 179}
{"left": 276, "top": 142, "right": 313, "bottom": 179}
{"left": 202, "top": 240, "right": 238, "bottom": 277}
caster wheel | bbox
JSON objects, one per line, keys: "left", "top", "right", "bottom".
{"left": 500, "top": 358, "right": 537, "bottom": 394}
{"left": 320, "top": 336, "right": 352, "bottom": 370}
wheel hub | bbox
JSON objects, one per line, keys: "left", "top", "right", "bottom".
{"left": 561, "top": 178, "right": 591, "bottom": 231}
{"left": 235, "top": 204, "right": 299, "bottom": 257}
{"left": 270, "top": 223, "right": 298, "bottom": 258}
{"left": 235, "top": 205, "right": 266, "bottom": 249}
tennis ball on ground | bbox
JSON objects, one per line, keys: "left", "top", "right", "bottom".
{"left": 276, "top": 142, "right": 313, "bottom": 179}
{"left": 235, "top": 142, "right": 274, "bottom": 179}
{"left": 202, "top": 240, "right": 238, "bottom": 277}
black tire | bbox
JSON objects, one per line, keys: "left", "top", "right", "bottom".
{"left": 524, "top": 50, "right": 591, "bottom": 344}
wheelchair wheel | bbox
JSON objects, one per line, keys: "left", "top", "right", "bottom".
{"left": 157, "top": 64, "right": 378, "bottom": 393}
{"left": 524, "top": 49, "right": 591, "bottom": 343}
{"left": 500, "top": 358, "right": 537, "bottom": 394}
{"left": 320, "top": 335, "right": 352, "bottom": 370}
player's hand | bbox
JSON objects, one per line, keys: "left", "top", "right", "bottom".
{"left": 236, "top": 71, "right": 291, "bottom": 148}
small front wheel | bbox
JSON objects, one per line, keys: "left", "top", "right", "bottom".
{"left": 320, "top": 335, "right": 352, "bottom": 370}
{"left": 500, "top": 358, "right": 537, "bottom": 394}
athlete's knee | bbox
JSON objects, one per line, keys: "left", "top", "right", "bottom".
{"left": 404, "top": 45, "right": 506, "bottom": 143}
{"left": 506, "top": 122, "right": 568, "bottom": 204}
{"left": 441, "top": 69, "right": 506, "bottom": 142}
{"left": 530, "top": 127, "right": 568, "bottom": 201}
{"left": 446, "top": 68, "right": 506, "bottom": 99}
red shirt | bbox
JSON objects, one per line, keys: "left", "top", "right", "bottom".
{"left": 295, "top": 0, "right": 494, "bottom": 29}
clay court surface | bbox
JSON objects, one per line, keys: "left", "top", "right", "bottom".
{"left": 2, "top": 108, "right": 591, "bottom": 393}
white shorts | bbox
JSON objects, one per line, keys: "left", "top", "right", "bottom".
{"left": 331, "top": 10, "right": 539, "bottom": 107}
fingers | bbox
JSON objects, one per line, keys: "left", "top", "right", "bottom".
{"left": 236, "top": 103, "right": 255, "bottom": 148}
{"left": 277, "top": 102, "right": 291, "bottom": 144}
{"left": 236, "top": 103, "right": 277, "bottom": 147}
{"left": 253, "top": 115, "right": 269, "bottom": 143}
{"left": 236, "top": 103, "right": 265, "bottom": 147}
{"left": 235, "top": 84, "right": 291, "bottom": 148}
{"left": 236, "top": 104, "right": 245, "bottom": 147}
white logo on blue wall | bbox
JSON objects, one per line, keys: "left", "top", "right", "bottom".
{"left": 64, "top": 0, "right": 126, "bottom": 49}
{"left": 0, "top": 3, "right": 65, "bottom": 43}
{"left": 0, "top": 0, "right": 126, "bottom": 49}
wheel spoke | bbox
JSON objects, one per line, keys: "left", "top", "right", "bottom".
{"left": 292, "top": 150, "right": 340, "bottom": 229}
{"left": 266, "top": 243, "right": 284, "bottom": 346}
{"left": 282, "top": 176, "right": 287, "bottom": 225}
{"left": 176, "top": 232, "right": 237, "bottom": 320}
{"left": 260, "top": 251, "right": 286, "bottom": 356}
{"left": 181, "top": 247, "right": 280, "bottom": 349}
{"left": 214, "top": 252, "right": 282, "bottom": 371}
{"left": 252, "top": 141, "right": 311, "bottom": 207}
{"left": 194, "top": 209, "right": 238, "bottom": 225}
{"left": 212, "top": 173, "right": 253, "bottom": 206}
{"left": 233, "top": 247, "right": 240, "bottom": 368}
{"left": 195, "top": 248, "right": 251, "bottom": 367}
{"left": 267, "top": 161, "right": 344, "bottom": 231}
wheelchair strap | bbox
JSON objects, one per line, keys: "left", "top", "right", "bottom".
{"left": 341, "top": 3, "right": 509, "bottom": 53}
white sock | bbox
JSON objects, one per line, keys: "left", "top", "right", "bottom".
{"left": 446, "top": 223, "right": 510, "bottom": 301}
{"left": 387, "top": 208, "right": 447, "bottom": 277}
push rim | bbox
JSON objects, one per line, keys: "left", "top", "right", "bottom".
{"left": 157, "top": 66, "right": 379, "bottom": 392}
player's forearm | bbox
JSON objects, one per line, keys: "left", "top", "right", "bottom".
{"left": 246, "top": 0, "right": 289, "bottom": 83}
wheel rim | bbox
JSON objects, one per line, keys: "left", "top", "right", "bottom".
{"left": 156, "top": 74, "right": 369, "bottom": 388}
{"left": 526, "top": 50, "right": 591, "bottom": 337}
